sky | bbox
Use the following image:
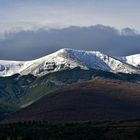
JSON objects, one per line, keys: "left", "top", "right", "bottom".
{"left": 0, "top": 0, "right": 140, "bottom": 60}
{"left": 0, "top": 0, "right": 140, "bottom": 32}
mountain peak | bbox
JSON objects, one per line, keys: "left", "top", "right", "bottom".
{"left": 56, "top": 48, "right": 104, "bottom": 56}
{"left": 0, "top": 48, "right": 140, "bottom": 77}
{"left": 55, "top": 48, "right": 69, "bottom": 54}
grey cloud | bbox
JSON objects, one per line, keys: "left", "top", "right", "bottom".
{"left": 1, "top": 25, "right": 140, "bottom": 60}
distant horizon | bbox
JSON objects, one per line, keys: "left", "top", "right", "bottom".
{"left": 0, "top": 24, "right": 139, "bottom": 35}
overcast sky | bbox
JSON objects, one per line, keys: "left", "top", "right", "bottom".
{"left": 0, "top": 0, "right": 140, "bottom": 60}
{"left": 0, "top": 0, "right": 140, "bottom": 32}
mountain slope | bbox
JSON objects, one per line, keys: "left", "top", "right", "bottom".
{"left": 0, "top": 48, "right": 140, "bottom": 77}
{"left": 121, "top": 54, "right": 140, "bottom": 68}
{"left": 3, "top": 78, "right": 140, "bottom": 123}
{"left": 1, "top": 67, "right": 140, "bottom": 120}
{"left": 17, "top": 68, "right": 140, "bottom": 107}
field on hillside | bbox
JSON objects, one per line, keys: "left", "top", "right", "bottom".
{"left": 4, "top": 78, "right": 140, "bottom": 123}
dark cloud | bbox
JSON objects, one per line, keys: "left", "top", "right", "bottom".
{"left": 1, "top": 25, "right": 140, "bottom": 60}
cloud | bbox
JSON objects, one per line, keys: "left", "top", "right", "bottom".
{"left": 0, "top": 25, "right": 140, "bottom": 60}
{"left": 0, "top": 0, "right": 140, "bottom": 32}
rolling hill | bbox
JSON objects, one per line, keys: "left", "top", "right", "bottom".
{"left": 4, "top": 78, "right": 140, "bottom": 123}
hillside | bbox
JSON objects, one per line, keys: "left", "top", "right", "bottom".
{"left": 4, "top": 78, "right": 140, "bottom": 123}
{"left": 1, "top": 67, "right": 140, "bottom": 120}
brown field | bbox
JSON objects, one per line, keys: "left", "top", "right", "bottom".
{"left": 3, "top": 78, "right": 140, "bottom": 123}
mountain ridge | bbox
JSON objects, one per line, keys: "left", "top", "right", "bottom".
{"left": 0, "top": 48, "right": 140, "bottom": 77}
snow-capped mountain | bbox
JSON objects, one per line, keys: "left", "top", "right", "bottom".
{"left": 0, "top": 48, "right": 140, "bottom": 77}
{"left": 120, "top": 54, "right": 140, "bottom": 68}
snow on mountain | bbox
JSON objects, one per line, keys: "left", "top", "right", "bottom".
{"left": 0, "top": 48, "right": 140, "bottom": 77}
{"left": 0, "top": 60, "right": 29, "bottom": 77}
{"left": 120, "top": 54, "right": 140, "bottom": 68}
{"left": 60, "top": 49, "right": 140, "bottom": 74}
{"left": 20, "top": 49, "right": 87, "bottom": 76}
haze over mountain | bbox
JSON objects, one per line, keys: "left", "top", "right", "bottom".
{"left": 1, "top": 25, "right": 140, "bottom": 60}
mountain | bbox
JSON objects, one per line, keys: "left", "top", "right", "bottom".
{"left": 3, "top": 78, "right": 140, "bottom": 123}
{"left": 1, "top": 48, "right": 140, "bottom": 120}
{"left": 121, "top": 54, "right": 140, "bottom": 68}
{"left": 1, "top": 67, "right": 140, "bottom": 120}
{"left": 0, "top": 48, "right": 140, "bottom": 77}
